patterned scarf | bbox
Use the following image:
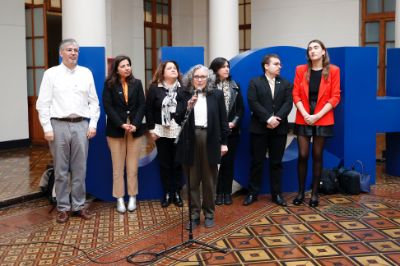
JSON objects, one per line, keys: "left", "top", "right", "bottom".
{"left": 217, "top": 80, "right": 230, "bottom": 114}
{"left": 161, "top": 81, "right": 178, "bottom": 126}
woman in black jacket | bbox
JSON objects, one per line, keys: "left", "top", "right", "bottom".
{"left": 146, "top": 61, "right": 183, "bottom": 208}
{"left": 102, "top": 55, "right": 145, "bottom": 213}
{"left": 175, "top": 64, "right": 229, "bottom": 229}
{"left": 209, "top": 57, "right": 244, "bottom": 205}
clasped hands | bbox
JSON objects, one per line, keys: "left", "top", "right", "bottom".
{"left": 303, "top": 113, "right": 320, "bottom": 125}
{"left": 266, "top": 116, "right": 281, "bottom": 129}
{"left": 121, "top": 123, "right": 137, "bottom": 133}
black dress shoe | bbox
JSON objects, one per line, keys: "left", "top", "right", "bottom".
{"left": 292, "top": 194, "right": 305, "bottom": 206}
{"left": 309, "top": 198, "right": 319, "bottom": 208}
{"left": 224, "top": 194, "right": 233, "bottom": 205}
{"left": 161, "top": 193, "right": 172, "bottom": 208}
{"left": 272, "top": 194, "right": 287, "bottom": 206}
{"left": 173, "top": 191, "right": 183, "bottom": 207}
{"left": 215, "top": 194, "right": 224, "bottom": 205}
{"left": 243, "top": 194, "right": 258, "bottom": 206}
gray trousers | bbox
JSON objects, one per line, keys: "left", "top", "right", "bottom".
{"left": 49, "top": 119, "right": 89, "bottom": 212}
{"left": 184, "top": 129, "right": 218, "bottom": 220}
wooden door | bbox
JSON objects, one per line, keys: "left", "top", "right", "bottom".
{"left": 25, "top": 0, "right": 61, "bottom": 145}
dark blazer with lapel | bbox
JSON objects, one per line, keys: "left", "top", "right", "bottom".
{"left": 175, "top": 87, "right": 229, "bottom": 165}
{"left": 224, "top": 80, "right": 244, "bottom": 137}
{"left": 247, "top": 75, "right": 293, "bottom": 135}
{"left": 145, "top": 82, "right": 181, "bottom": 131}
{"left": 102, "top": 78, "right": 146, "bottom": 138}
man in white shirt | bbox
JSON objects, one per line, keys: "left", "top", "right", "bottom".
{"left": 36, "top": 39, "right": 100, "bottom": 223}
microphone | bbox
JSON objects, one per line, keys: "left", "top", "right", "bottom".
{"left": 194, "top": 87, "right": 202, "bottom": 96}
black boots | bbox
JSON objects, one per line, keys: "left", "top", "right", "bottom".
{"left": 161, "top": 191, "right": 183, "bottom": 208}
{"left": 172, "top": 191, "right": 183, "bottom": 207}
{"left": 161, "top": 193, "right": 172, "bottom": 208}
{"left": 215, "top": 193, "right": 233, "bottom": 205}
{"left": 215, "top": 194, "right": 224, "bottom": 205}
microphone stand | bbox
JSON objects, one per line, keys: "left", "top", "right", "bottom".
{"left": 156, "top": 90, "right": 228, "bottom": 260}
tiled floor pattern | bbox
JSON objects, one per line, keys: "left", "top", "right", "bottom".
{"left": 1, "top": 146, "right": 400, "bottom": 265}
{"left": 0, "top": 146, "right": 51, "bottom": 204}
{"left": 0, "top": 199, "right": 189, "bottom": 265}
{"left": 151, "top": 191, "right": 400, "bottom": 266}
{"left": 1, "top": 191, "right": 400, "bottom": 265}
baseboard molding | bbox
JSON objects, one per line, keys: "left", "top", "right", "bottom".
{"left": 0, "top": 139, "right": 31, "bottom": 150}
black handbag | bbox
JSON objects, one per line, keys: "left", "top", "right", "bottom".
{"left": 338, "top": 164, "right": 361, "bottom": 195}
{"left": 319, "top": 168, "right": 340, "bottom": 194}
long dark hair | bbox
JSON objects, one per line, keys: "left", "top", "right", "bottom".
{"left": 306, "top": 39, "right": 330, "bottom": 80}
{"left": 150, "top": 60, "right": 182, "bottom": 85}
{"left": 209, "top": 57, "right": 231, "bottom": 83}
{"left": 106, "top": 55, "right": 133, "bottom": 87}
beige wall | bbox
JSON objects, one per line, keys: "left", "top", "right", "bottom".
{"left": 251, "top": 0, "right": 360, "bottom": 49}
{"left": 106, "top": 0, "right": 145, "bottom": 82}
{"left": 0, "top": 0, "right": 29, "bottom": 142}
{"left": 172, "top": 0, "right": 209, "bottom": 65}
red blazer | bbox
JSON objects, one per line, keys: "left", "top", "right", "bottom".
{"left": 292, "top": 64, "right": 341, "bottom": 126}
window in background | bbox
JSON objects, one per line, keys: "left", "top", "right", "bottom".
{"left": 362, "top": 0, "right": 395, "bottom": 96}
{"left": 239, "top": 0, "right": 251, "bottom": 53}
{"left": 144, "top": 0, "right": 171, "bottom": 87}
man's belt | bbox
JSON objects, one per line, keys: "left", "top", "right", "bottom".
{"left": 51, "top": 117, "right": 85, "bottom": 122}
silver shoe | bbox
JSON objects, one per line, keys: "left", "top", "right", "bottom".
{"left": 127, "top": 196, "right": 136, "bottom": 211}
{"left": 116, "top": 198, "right": 126, "bottom": 213}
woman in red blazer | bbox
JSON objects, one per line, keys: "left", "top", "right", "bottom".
{"left": 292, "top": 40, "right": 341, "bottom": 207}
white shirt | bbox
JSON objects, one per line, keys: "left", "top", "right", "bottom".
{"left": 266, "top": 75, "right": 275, "bottom": 98}
{"left": 194, "top": 92, "right": 207, "bottom": 127}
{"left": 266, "top": 75, "right": 276, "bottom": 124}
{"left": 36, "top": 63, "right": 100, "bottom": 133}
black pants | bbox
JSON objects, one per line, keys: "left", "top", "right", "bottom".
{"left": 216, "top": 134, "right": 240, "bottom": 195}
{"left": 155, "top": 137, "right": 182, "bottom": 193}
{"left": 248, "top": 132, "right": 287, "bottom": 196}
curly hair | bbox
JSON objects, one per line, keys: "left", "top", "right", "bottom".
{"left": 182, "top": 64, "right": 216, "bottom": 94}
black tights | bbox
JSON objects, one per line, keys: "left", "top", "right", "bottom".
{"left": 296, "top": 135, "right": 325, "bottom": 200}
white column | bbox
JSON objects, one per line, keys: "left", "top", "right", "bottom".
{"left": 62, "top": 0, "right": 108, "bottom": 201}
{"left": 209, "top": 0, "right": 239, "bottom": 62}
{"left": 396, "top": 0, "right": 400, "bottom": 47}
{"left": 62, "top": 0, "right": 106, "bottom": 47}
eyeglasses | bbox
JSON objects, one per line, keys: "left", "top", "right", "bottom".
{"left": 65, "top": 48, "right": 79, "bottom": 53}
{"left": 193, "top": 75, "right": 208, "bottom": 81}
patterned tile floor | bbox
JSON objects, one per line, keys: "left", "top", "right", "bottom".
{"left": 0, "top": 146, "right": 399, "bottom": 265}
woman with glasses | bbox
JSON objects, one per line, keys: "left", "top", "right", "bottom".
{"left": 175, "top": 64, "right": 229, "bottom": 229}
{"left": 146, "top": 61, "right": 183, "bottom": 208}
{"left": 292, "top": 40, "right": 341, "bottom": 207}
{"left": 103, "top": 55, "right": 146, "bottom": 213}
{"left": 209, "top": 57, "right": 244, "bottom": 205}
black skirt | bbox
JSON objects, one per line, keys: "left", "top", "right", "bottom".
{"left": 294, "top": 100, "right": 334, "bottom": 137}
{"left": 294, "top": 124, "right": 334, "bottom": 137}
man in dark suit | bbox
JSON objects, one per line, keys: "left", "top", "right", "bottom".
{"left": 243, "top": 54, "right": 293, "bottom": 206}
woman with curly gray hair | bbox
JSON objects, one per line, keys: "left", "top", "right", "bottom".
{"left": 175, "top": 64, "right": 229, "bottom": 229}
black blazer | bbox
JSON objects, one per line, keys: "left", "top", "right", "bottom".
{"left": 223, "top": 80, "right": 244, "bottom": 136}
{"left": 175, "top": 88, "right": 229, "bottom": 165}
{"left": 102, "top": 78, "right": 146, "bottom": 138}
{"left": 247, "top": 75, "right": 293, "bottom": 135}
